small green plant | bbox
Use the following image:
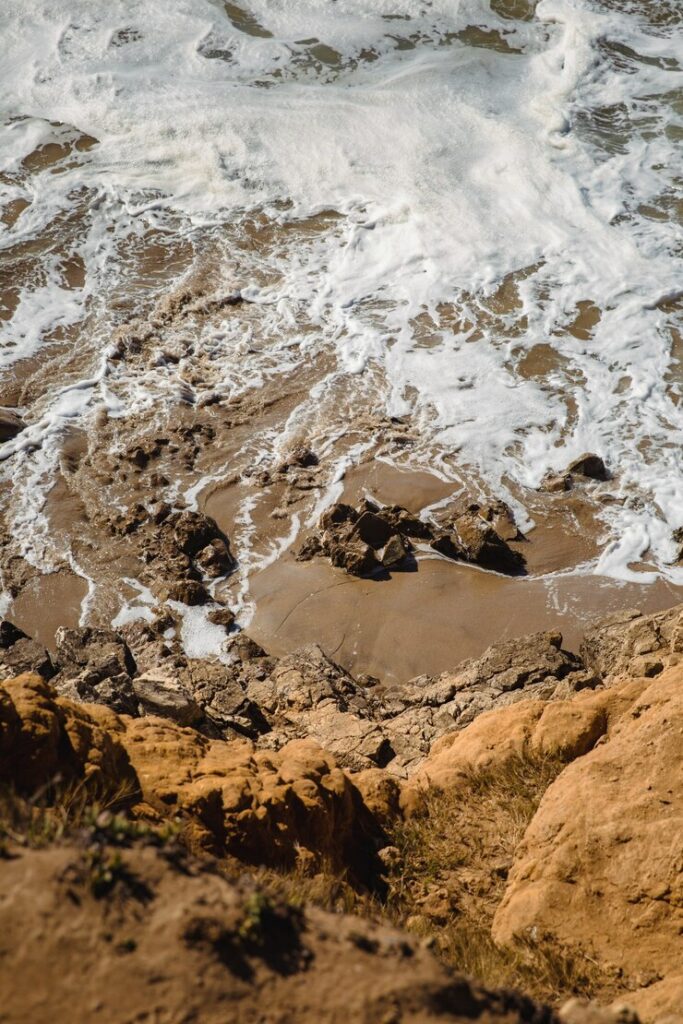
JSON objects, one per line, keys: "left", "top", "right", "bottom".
{"left": 238, "top": 891, "right": 274, "bottom": 944}
{"left": 86, "top": 847, "right": 126, "bottom": 898}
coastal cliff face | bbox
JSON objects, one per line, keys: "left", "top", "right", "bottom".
{"left": 1, "top": 604, "right": 682, "bottom": 1024}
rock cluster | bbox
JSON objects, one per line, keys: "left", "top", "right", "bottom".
{"left": 298, "top": 497, "right": 526, "bottom": 577}
{"left": 107, "top": 504, "right": 235, "bottom": 605}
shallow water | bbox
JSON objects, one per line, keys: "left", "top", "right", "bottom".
{"left": 0, "top": 0, "right": 682, "bottom": 645}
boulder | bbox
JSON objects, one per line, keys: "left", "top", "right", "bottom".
{"left": 431, "top": 506, "right": 526, "bottom": 576}
{"left": 381, "top": 533, "right": 409, "bottom": 568}
{"left": 355, "top": 511, "right": 395, "bottom": 549}
{"left": 0, "top": 633, "right": 54, "bottom": 682}
{"left": 566, "top": 453, "right": 608, "bottom": 481}
{"left": 52, "top": 626, "right": 138, "bottom": 715}
{"left": 132, "top": 671, "right": 203, "bottom": 727}
{"left": 0, "top": 408, "right": 25, "bottom": 443}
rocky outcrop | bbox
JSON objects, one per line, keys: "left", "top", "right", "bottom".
{"left": 0, "top": 837, "right": 563, "bottom": 1024}
{"left": 0, "top": 619, "right": 598, "bottom": 776}
{"left": 0, "top": 672, "right": 383, "bottom": 883}
{"left": 52, "top": 626, "right": 139, "bottom": 715}
{"left": 580, "top": 604, "right": 683, "bottom": 681}
{"left": 491, "top": 667, "right": 683, "bottom": 1023}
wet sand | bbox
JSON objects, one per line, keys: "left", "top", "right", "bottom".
{"left": 247, "top": 554, "right": 682, "bottom": 683}
{"left": 10, "top": 569, "right": 88, "bottom": 652}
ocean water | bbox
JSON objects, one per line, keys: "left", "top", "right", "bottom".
{"left": 0, "top": 0, "right": 682, "bottom": 613}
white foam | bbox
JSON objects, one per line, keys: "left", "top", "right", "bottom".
{"left": 0, "top": 0, "right": 681, "bottom": 603}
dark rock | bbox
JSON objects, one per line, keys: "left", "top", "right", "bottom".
{"left": 380, "top": 505, "right": 433, "bottom": 540}
{"left": 165, "top": 580, "right": 211, "bottom": 606}
{"left": 278, "top": 445, "right": 319, "bottom": 471}
{"left": 430, "top": 532, "right": 466, "bottom": 561}
{"left": 296, "top": 534, "right": 323, "bottom": 562}
{"left": 431, "top": 508, "right": 525, "bottom": 576}
{"left": 381, "top": 534, "right": 409, "bottom": 568}
{"left": 319, "top": 503, "right": 358, "bottom": 530}
{"left": 327, "top": 533, "right": 379, "bottom": 576}
{"left": 354, "top": 511, "right": 394, "bottom": 550}
{"left": 566, "top": 453, "right": 608, "bottom": 481}
{"left": 0, "top": 409, "right": 26, "bottom": 443}
{"left": 151, "top": 501, "right": 172, "bottom": 525}
{"left": 0, "top": 620, "right": 28, "bottom": 649}
{"left": 54, "top": 627, "right": 137, "bottom": 680}
{"left": 0, "top": 637, "right": 54, "bottom": 681}
{"left": 207, "top": 607, "right": 236, "bottom": 630}
{"left": 195, "top": 539, "right": 234, "bottom": 578}
{"left": 170, "top": 510, "right": 233, "bottom": 561}
{"left": 480, "top": 500, "right": 521, "bottom": 542}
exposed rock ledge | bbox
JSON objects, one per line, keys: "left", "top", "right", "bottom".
{"left": 2, "top": 602, "right": 683, "bottom": 1022}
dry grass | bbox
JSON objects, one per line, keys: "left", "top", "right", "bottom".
{"left": 383, "top": 755, "right": 617, "bottom": 1005}
{"left": 0, "top": 757, "right": 618, "bottom": 1006}
{"left": 250, "top": 755, "right": 616, "bottom": 1007}
{"left": 0, "top": 776, "right": 176, "bottom": 856}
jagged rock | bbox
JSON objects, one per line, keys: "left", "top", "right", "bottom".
{"left": 295, "top": 533, "right": 323, "bottom": 561}
{"left": 207, "top": 607, "right": 236, "bottom": 630}
{"left": 480, "top": 499, "right": 521, "bottom": 542}
{"left": 580, "top": 604, "right": 683, "bottom": 681}
{"left": 431, "top": 506, "right": 525, "bottom": 576}
{"left": 52, "top": 626, "right": 138, "bottom": 716}
{"left": 355, "top": 511, "right": 395, "bottom": 549}
{"left": 0, "top": 408, "right": 25, "bottom": 443}
{"left": 132, "top": 671, "right": 203, "bottom": 727}
{"left": 566, "top": 453, "right": 609, "bottom": 481}
{"left": 170, "top": 509, "right": 234, "bottom": 562}
{"left": 541, "top": 472, "right": 572, "bottom": 493}
{"left": 179, "top": 659, "right": 271, "bottom": 738}
{"left": 375, "top": 632, "right": 595, "bottom": 774}
{"left": 164, "top": 579, "right": 211, "bottom": 605}
{"left": 0, "top": 632, "right": 54, "bottom": 682}
{"left": 311, "top": 501, "right": 431, "bottom": 577}
{"left": 380, "top": 504, "right": 433, "bottom": 540}
{"left": 382, "top": 533, "right": 409, "bottom": 568}
{"left": 278, "top": 444, "right": 319, "bottom": 471}
{"left": 195, "top": 539, "right": 233, "bottom": 578}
